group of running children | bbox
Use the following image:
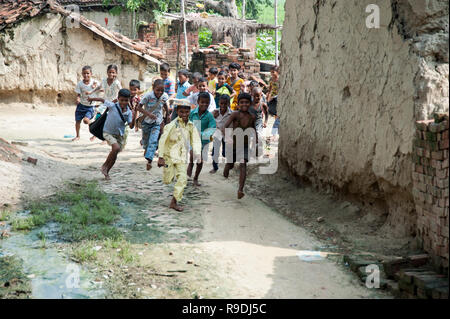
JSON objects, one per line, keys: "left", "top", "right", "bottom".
{"left": 73, "top": 62, "right": 280, "bottom": 211}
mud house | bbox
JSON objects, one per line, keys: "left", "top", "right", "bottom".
{"left": 55, "top": 0, "right": 153, "bottom": 39}
{"left": 0, "top": 0, "right": 163, "bottom": 106}
{"left": 279, "top": 0, "right": 449, "bottom": 271}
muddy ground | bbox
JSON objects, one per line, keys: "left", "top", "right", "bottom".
{"left": 0, "top": 103, "right": 414, "bottom": 299}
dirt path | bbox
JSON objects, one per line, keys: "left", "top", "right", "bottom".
{"left": 0, "top": 104, "right": 389, "bottom": 298}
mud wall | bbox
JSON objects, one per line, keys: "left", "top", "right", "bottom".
{"left": 0, "top": 13, "right": 157, "bottom": 106}
{"left": 279, "top": 0, "right": 449, "bottom": 236}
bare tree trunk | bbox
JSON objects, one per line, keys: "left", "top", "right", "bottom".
{"left": 202, "top": 0, "right": 239, "bottom": 18}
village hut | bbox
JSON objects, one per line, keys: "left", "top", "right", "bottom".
{"left": 0, "top": 0, "right": 163, "bottom": 106}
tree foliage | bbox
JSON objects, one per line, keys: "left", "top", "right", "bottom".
{"left": 236, "top": 0, "right": 272, "bottom": 20}
{"left": 104, "top": 0, "right": 274, "bottom": 20}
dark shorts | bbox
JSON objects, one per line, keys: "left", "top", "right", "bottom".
{"left": 75, "top": 103, "right": 94, "bottom": 122}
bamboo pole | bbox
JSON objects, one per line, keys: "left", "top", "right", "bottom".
{"left": 176, "top": 21, "right": 182, "bottom": 74}
{"left": 181, "top": 0, "right": 189, "bottom": 68}
{"left": 242, "top": 0, "right": 246, "bottom": 48}
{"left": 274, "top": 0, "right": 278, "bottom": 65}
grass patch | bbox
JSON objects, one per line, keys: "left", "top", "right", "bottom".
{"left": 0, "top": 209, "right": 11, "bottom": 221}
{"left": 11, "top": 181, "right": 123, "bottom": 242}
{"left": 0, "top": 256, "right": 31, "bottom": 299}
{"left": 72, "top": 241, "right": 98, "bottom": 263}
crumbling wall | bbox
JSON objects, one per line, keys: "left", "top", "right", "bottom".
{"left": 190, "top": 46, "right": 260, "bottom": 77}
{"left": 0, "top": 13, "right": 156, "bottom": 105}
{"left": 139, "top": 23, "right": 199, "bottom": 68}
{"left": 413, "top": 115, "right": 449, "bottom": 272}
{"left": 279, "top": 0, "right": 448, "bottom": 237}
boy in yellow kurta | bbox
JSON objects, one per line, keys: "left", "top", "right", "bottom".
{"left": 158, "top": 99, "right": 201, "bottom": 211}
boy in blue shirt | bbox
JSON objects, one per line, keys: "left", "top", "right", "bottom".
{"left": 88, "top": 89, "right": 136, "bottom": 180}
{"left": 171, "top": 69, "right": 191, "bottom": 121}
{"left": 136, "top": 79, "right": 169, "bottom": 171}
{"left": 187, "top": 92, "right": 216, "bottom": 187}
{"left": 160, "top": 63, "right": 176, "bottom": 99}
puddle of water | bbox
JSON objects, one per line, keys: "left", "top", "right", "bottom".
{"left": 0, "top": 227, "right": 105, "bottom": 299}
{"left": 110, "top": 189, "right": 205, "bottom": 245}
{"left": 296, "top": 250, "right": 329, "bottom": 262}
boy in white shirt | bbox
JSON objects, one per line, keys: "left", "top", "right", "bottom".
{"left": 73, "top": 65, "right": 99, "bottom": 141}
{"left": 187, "top": 77, "right": 216, "bottom": 113}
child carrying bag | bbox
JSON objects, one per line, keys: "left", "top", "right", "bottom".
{"left": 89, "top": 104, "right": 126, "bottom": 140}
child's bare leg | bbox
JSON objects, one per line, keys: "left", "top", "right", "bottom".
{"left": 237, "top": 162, "right": 247, "bottom": 199}
{"left": 72, "top": 121, "right": 81, "bottom": 141}
{"left": 102, "top": 143, "right": 120, "bottom": 179}
{"left": 187, "top": 150, "right": 194, "bottom": 177}
{"left": 169, "top": 196, "right": 184, "bottom": 212}
{"left": 82, "top": 117, "right": 90, "bottom": 125}
{"left": 193, "top": 162, "right": 203, "bottom": 186}
{"left": 223, "top": 163, "right": 234, "bottom": 178}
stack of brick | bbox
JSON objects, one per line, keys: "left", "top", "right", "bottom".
{"left": 138, "top": 23, "right": 199, "bottom": 67}
{"left": 191, "top": 46, "right": 260, "bottom": 77}
{"left": 412, "top": 113, "right": 449, "bottom": 274}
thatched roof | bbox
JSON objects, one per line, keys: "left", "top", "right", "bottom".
{"left": 162, "top": 12, "right": 281, "bottom": 34}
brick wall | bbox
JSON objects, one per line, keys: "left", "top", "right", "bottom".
{"left": 138, "top": 23, "right": 199, "bottom": 67}
{"left": 412, "top": 114, "right": 449, "bottom": 273}
{"left": 190, "top": 46, "right": 260, "bottom": 77}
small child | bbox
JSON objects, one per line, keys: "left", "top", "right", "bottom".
{"left": 175, "top": 69, "right": 191, "bottom": 100}
{"left": 214, "top": 71, "right": 234, "bottom": 107}
{"left": 187, "top": 92, "right": 217, "bottom": 186}
{"left": 219, "top": 65, "right": 229, "bottom": 78}
{"left": 187, "top": 77, "right": 216, "bottom": 113}
{"left": 158, "top": 100, "right": 202, "bottom": 212}
{"left": 88, "top": 89, "right": 136, "bottom": 180}
{"left": 267, "top": 65, "right": 280, "bottom": 139}
{"left": 251, "top": 87, "right": 269, "bottom": 157}
{"left": 171, "top": 69, "right": 191, "bottom": 121}
{"left": 207, "top": 67, "right": 218, "bottom": 93}
{"left": 129, "top": 79, "right": 141, "bottom": 132}
{"left": 183, "top": 72, "right": 202, "bottom": 97}
{"left": 210, "top": 95, "right": 232, "bottom": 174}
{"left": 88, "top": 64, "right": 122, "bottom": 141}
{"left": 250, "top": 87, "right": 269, "bottom": 136}
{"left": 136, "top": 79, "right": 169, "bottom": 171}
{"left": 73, "top": 65, "right": 99, "bottom": 141}
{"left": 160, "top": 63, "right": 176, "bottom": 99}
{"left": 226, "top": 63, "right": 245, "bottom": 111}
{"left": 221, "top": 93, "right": 257, "bottom": 199}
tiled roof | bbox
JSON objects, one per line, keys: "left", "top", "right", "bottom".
{"left": 0, "top": 0, "right": 48, "bottom": 28}
{"left": 0, "top": 0, "right": 164, "bottom": 64}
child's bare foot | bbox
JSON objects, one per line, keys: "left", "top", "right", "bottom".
{"left": 193, "top": 179, "right": 201, "bottom": 187}
{"left": 237, "top": 191, "right": 245, "bottom": 199}
{"left": 90, "top": 136, "right": 96, "bottom": 142}
{"left": 170, "top": 202, "right": 184, "bottom": 212}
{"left": 101, "top": 166, "right": 109, "bottom": 179}
{"left": 146, "top": 162, "right": 152, "bottom": 171}
{"left": 209, "top": 169, "right": 218, "bottom": 174}
{"left": 72, "top": 136, "right": 80, "bottom": 142}
{"left": 170, "top": 197, "right": 184, "bottom": 212}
